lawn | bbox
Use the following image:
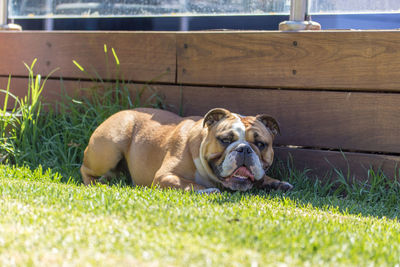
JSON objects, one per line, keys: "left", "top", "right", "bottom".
{"left": 1, "top": 59, "right": 400, "bottom": 266}
{"left": 1, "top": 164, "right": 400, "bottom": 266}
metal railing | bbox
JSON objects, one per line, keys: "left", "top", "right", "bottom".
{"left": 279, "top": 0, "right": 321, "bottom": 30}
{"left": 1, "top": 0, "right": 321, "bottom": 31}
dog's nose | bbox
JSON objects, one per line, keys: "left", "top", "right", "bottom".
{"left": 235, "top": 144, "right": 252, "bottom": 155}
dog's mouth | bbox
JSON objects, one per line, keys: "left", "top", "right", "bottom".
{"left": 225, "top": 166, "right": 255, "bottom": 182}
{"left": 220, "top": 166, "right": 255, "bottom": 191}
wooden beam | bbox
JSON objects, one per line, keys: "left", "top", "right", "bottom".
{"left": 3, "top": 78, "right": 400, "bottom": 154}
{"left": 156, "top": 85, "right": 400, "bottom": 154}
{"left": 4, "top": 30, "right": 400, "bottom": 91}
{"left": 275, "top": 147, "right": 400, "bottom": 181}
{"left": 0, "top": 77, "right": 89, "bottom": 109}
{"left": 0, "top": 77, "right": 172, "bottom": 110}
{"left": 0, "top": 31, "right": 176, "bottom": 83}
{"left": 177, "top": 31, "right": 400, "bottom": 91}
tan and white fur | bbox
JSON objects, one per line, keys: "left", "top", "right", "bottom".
{"left": 81, "top": 108, "right": 293, "bottom": 193}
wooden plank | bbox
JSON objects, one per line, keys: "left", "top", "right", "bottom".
{"left": 274, "top": 147, "right": 400, "bottom": 181}
{"left": 155, "top": 85, "right": 400, "bottom": 154}
{"left": 0, "top": 77, "right": 29, "bottom": 109}
{"left": 0, "top": 31, "right": 176, "bottom": 83}
{"left": 0, "top": 77, "right": 90, "bottom": 109}
{"left": 3, "top": 78, "right": 400, "bottom": 154}
{"left": 177, "top": 30, "right": 400, "bottom": 91}
{"left": 0, "top": 77, "right": 172, "bottom": 110}
{"left": 4, "top": 30, "right": 400, "bottom": 91}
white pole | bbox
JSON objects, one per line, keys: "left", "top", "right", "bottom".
{"left": 279, "top": 0, "right": 320, "bottom": 31}
{"left": 290, "top": 0, "right": 307, "bottom": 21}
{"left": 0, "top": 0, "right": 7, "bottom": 25}
{"left": 0, "top": 0, "right": 22, "bottom": 30}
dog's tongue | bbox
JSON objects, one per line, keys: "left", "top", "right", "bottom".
{"left": 232, "top": 166, "right": 254, "bottom": 181}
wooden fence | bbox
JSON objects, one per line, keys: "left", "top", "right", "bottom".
{"left": 1, "top": 30, "right": 400, "bottom": 180}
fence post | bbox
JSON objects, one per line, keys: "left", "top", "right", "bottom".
{"left": 279, "top": 0, "right": 320, "bottom": 31}
{"left": 0, "top": 0, "right": 22, "bottom": 30}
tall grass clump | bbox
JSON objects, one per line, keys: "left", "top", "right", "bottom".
{"left": 0, "top": 60, "right": 57, "bottom": 165}
{"left": 0, "top": 76, "right": 17, "bottom": 162}
{"left": 0, "top": 46, "right": 165, "bottom": 182}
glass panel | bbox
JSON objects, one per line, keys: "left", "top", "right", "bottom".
{"left": 9, "top": 0, "right": 400, "bottom": 19}
{"left": 8, "top": 0, "right": 291, "bottom": 18}
{"left": 310, "top": 0, "right": 400, "bottom": 14}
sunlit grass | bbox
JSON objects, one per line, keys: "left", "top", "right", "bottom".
{"left": 1, "top": 164, "right": 400, "bottom": 266}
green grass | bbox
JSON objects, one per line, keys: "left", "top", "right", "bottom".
{"left": 1, "top": 164, "right": 400, "bottom": 266}
{"left": 270, "top": 161, "right": 400, "bottom": 219}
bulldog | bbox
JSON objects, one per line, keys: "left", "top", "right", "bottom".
{"left": 81, "top": 108, "right": 293, "bottom": 193}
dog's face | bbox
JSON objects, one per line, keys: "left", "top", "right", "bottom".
{"left": 199, "top": 108, "right": 280, "bottom": 191}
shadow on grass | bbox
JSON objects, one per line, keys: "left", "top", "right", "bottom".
{"left": 60, "top": 154, "right": 400, "bottom": 220}
{"left": 206, "top": 159, "right": 400, "bottom": 220}
{"left": 208, "top": 188, "right": 400, "bottom": 220}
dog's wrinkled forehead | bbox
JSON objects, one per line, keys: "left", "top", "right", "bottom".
{"left": 228, "top": 113, "right": 246, "bottom": 139}
{"left": 203, "top": 108, "right": 279, "bottom": 138}
{"left": 208, "top": 113, "right": 247, "bottom": 139}
{"left": 216, "top": 113, "right": 264, "bottom": 133}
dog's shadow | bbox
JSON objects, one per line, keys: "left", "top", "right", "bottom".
{"left": 207, "top": 186, "right": 399, "bottom": 220}
{"left": 100, "top": 163, "right": 399, "bottom": 220}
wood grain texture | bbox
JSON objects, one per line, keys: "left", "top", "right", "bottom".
{"left": 0, "top": 31, "right": 176, "bottom": 83}
{"left": 0, "top": 77, "right": 172, "bottom": 110}
{"left": 0, "top": 77, "right": 91, "bottom": 109}
{"left": 2, "top": 79, "right": 400, "bottom": 153}
{"left": 154, "top": 85, "right": 400, "bottom": 154}
{"left": 275, "top": 147, "right": 400, "bottom": 181}
{"left": 177, "top": 31, "right": 400, "bottom": 91}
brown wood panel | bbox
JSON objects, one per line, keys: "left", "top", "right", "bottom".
{"left": 0, "top": 77, "right": 173, "bottom": 110}
{"left": 0, "top": 31, "right": 176, "bottom": 83}
{"left": 155, "top": 85, "right": 400, "bottom": 154}
{"left": 0, "top": 77, "right": 30, "bottom": 109}
{"left": 3, "top": 79, "right": 400, "bottom": 153}
{"left": 0, "top": 77, "right": 90, "bottom": 109}
{"left": 275, "top": 147, "right": 400, "bottom": 181}
{"left": 177, "top": 31, "right": 400, "bottom": 91}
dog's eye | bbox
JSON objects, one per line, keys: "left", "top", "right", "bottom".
{"left": 255, "top": 141, "right": 266, "bottom": 150}
{"left": 218, "top": 137, "right": 232, "bottom": 145}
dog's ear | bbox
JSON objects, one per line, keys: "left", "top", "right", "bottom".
{"left": 256, "top": 114, "right": 281, "bottom": 136}
{"left": 203, "top": 108, "right": 230, "bottom": 128}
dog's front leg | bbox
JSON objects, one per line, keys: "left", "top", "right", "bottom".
{"left": 257, "top": 175, "right": 293, "bottom": 192}
{"left": 154, "top": 174, "right": 220, "bottom": 193}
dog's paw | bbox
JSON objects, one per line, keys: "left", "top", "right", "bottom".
{"left": 196, "top": 188, "right": 221, "bottom": 194}
{"left": 272, "top": 181, "right": 293, "bottom": 192}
